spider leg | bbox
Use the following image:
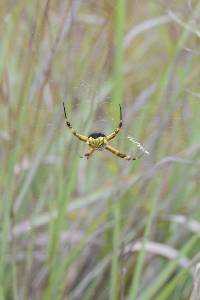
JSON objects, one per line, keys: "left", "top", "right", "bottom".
{"left": 106, "top": 104, "right": 123, "bottom": 141}
{"left": 105, "top": 145, "right": 136, "bottom": 161}
{"left": 62, "top": 102, "right": 88, "bottom": 142}
{"left": 82, "top": 148, "right": 95, "bottom": 160}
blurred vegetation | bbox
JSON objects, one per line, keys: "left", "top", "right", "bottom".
{"left": 0, "top": 0, "right": 200, "bottom": 299}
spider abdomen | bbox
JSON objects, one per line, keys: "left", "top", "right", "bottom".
{"left": 87, "top": 134, "right": 107, "bottom": 151}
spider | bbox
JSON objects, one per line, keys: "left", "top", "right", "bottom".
{"left": 62, "top": 102, "right": 138, "bottom": 161}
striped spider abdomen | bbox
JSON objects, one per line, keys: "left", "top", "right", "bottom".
{"left": 87, "top": 133, "right": 107, "bottom": 151}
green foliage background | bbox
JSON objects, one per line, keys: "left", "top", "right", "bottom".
{"left": 0, "top": 1, "right": 200, "bottom": 299}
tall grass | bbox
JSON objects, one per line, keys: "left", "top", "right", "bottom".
{"left": 110, "top": 1, "right": 125, "bottom": 299}
{"left": 0, "top": 1, "right": 200, "bottom": 300}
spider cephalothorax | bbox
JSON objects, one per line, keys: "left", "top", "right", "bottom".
{"left": 62, "top": 102, "right": 137, "bottom": 161}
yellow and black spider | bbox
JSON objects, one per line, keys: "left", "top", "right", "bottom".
{"left": 62, "top": 102, "right": 137, "bottom": 160}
